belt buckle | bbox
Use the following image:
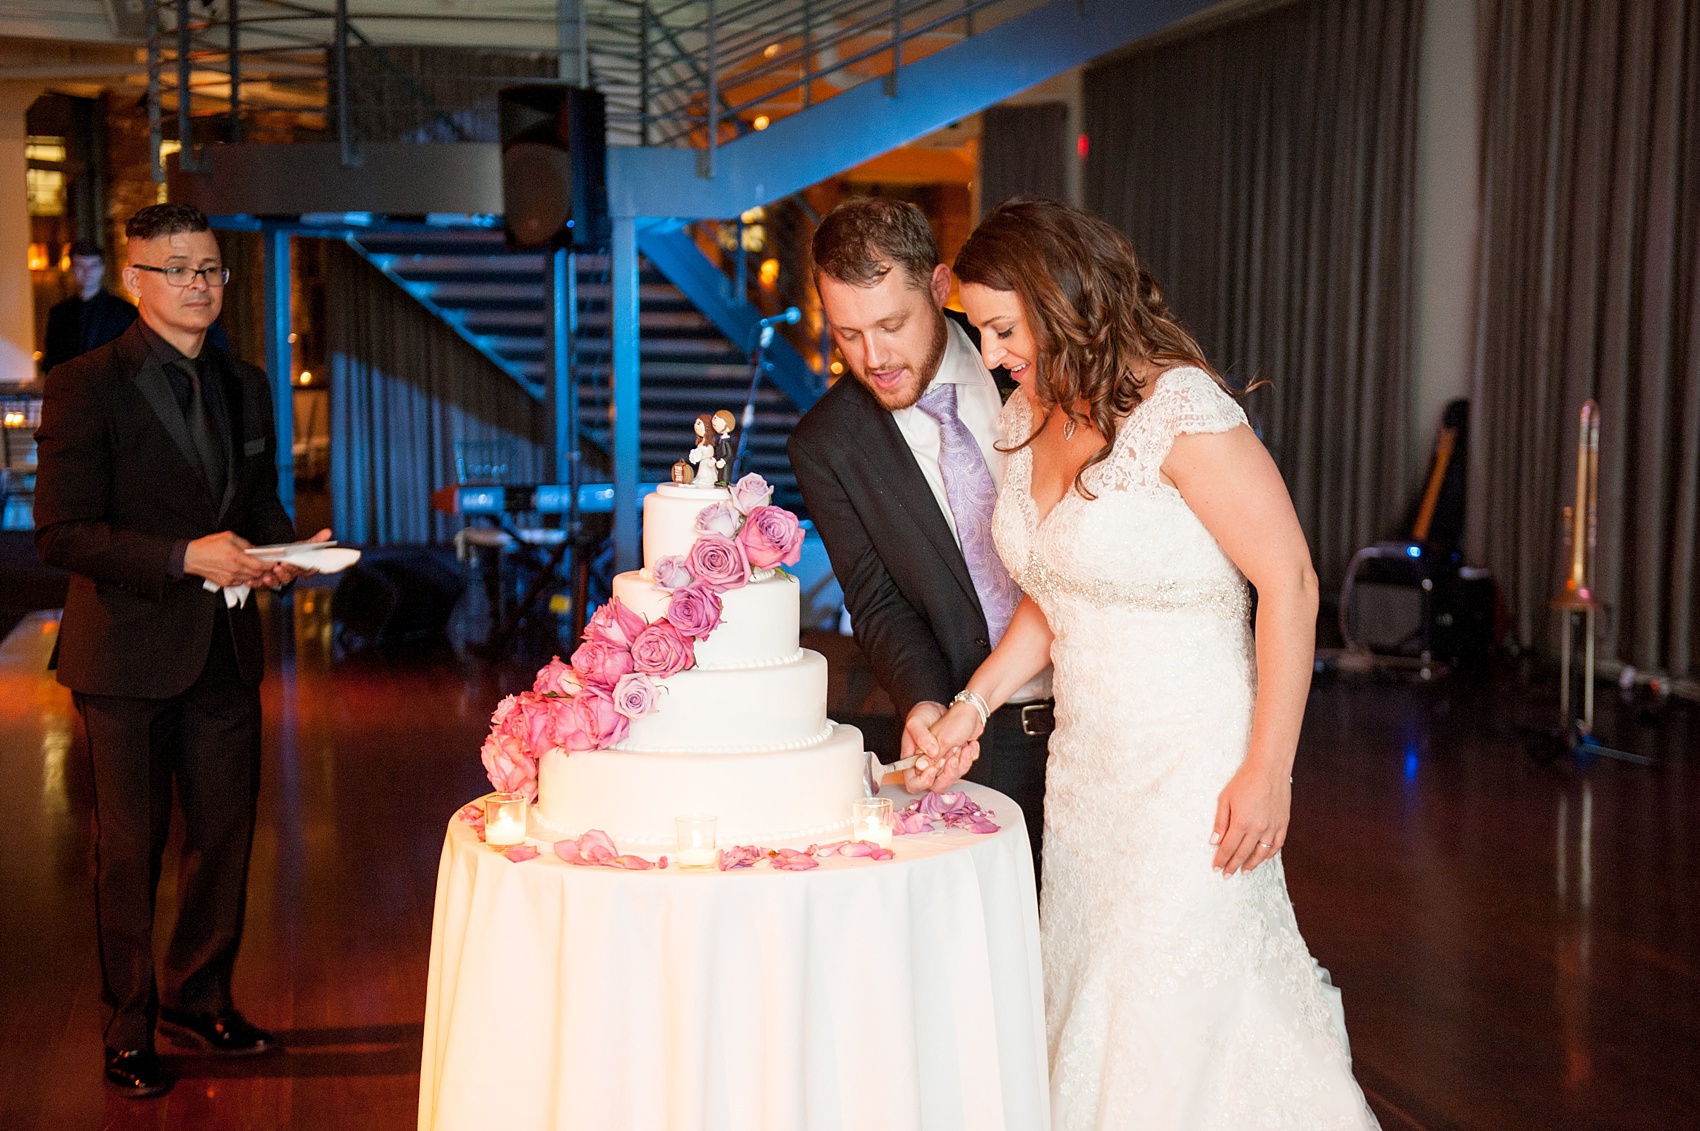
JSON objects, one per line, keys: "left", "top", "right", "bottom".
{"left": 1020, "top": 702, "right": 1053, "bottom": 736}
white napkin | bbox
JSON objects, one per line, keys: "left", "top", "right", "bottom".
{"left": 201, "top": 544, "right": 362, "bottom": 607}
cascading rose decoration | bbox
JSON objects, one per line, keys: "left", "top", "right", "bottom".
{"left": 479, "top": 473, "right": 805, "bottom": 798}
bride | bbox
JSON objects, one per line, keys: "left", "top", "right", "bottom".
{"left": 906, "top": 198, "right": 1381, "bottom": 1129}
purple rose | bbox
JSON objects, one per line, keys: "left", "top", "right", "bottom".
{"left": 570, "top": 636, "right": 635, "bottom": 690}
{"left": 584, "top": 598, "right": 646, "bottom": 649}
{"left": 736, "top": 504, "right": 804, "bottom": 569}
{"left": 629, "top": 618, "right": 695, "bottom": 678}
{"left": 686, "top": 532, "right": 748, "bottom": 591}
{"left": 611, "top": 672, "right": 659, "bottom": 719}
{"left": 666, "top": 583, "right": 723, "bottom": 639}
{"left": 730, "top": 472, "right": 773, "bottom": 515}
{"left": 652, "top": 555, "right": 693, "bottom": 590}
{"left": 693, "top": 501, "right": 740, "bottom": 538}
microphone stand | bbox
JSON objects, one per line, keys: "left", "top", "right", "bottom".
{"left": 733, "top": 308, "right": 798, "bottom": 482}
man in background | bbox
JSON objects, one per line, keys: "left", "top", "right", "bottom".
{"left": 34, "top": 203, "right": 329, "bottom": 1099}
{"left": 41, "top": 239, "right": 137, "bottom": 373}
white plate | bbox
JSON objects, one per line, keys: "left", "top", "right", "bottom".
{"left": 277, "top": 547, "right": 361, "bottom": 574}
{"left": 250, "top": 540, "right": 340, "bottom": 560}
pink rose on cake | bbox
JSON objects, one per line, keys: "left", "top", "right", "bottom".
{"left": 730, "top": 472, "right": 773, "bottom": 515}
{"left": 693, "top": 501, "right": 740, "bottom": 538}
{"left": 629, "top": 618, "right": 695, "bottom": 678}
{"left": 652, "top": 555, "right": 693, "bottom": 591}
{"left": 505, "top": 690, "right": 559, "bottom": 753}
{"left": 666, "top": 583, "right": 723, "bottom": 639}
{"left": 532, "top": 655, "right": 583, "bottom": 698}
{"left": 611, "top": 672, "right": 659, "bottom": 720}
{"left": 584, "top": 597, "right": 647, "bottom": 649}
{"left": 556, "top": 685, "right": 629, "bottom": 751}
{"left": 570, "top": 636, "right": 635, "bottom": 690}
{"left": 737, "top": 504, "right": 804, "bottom": 569}
{"left": 480, "top": 732, "right": 537, "bottom": 799}
{"left": 686, "top": 533, "right": 749, "bottom": 591}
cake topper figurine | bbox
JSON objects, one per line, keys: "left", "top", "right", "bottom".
{"left": 670, "top": 459, "right": 693, "bottom": 484}
{"left": 711, "top": 410, "right": 737, "bottom": 487}
{"left": 688, "top": 412, "right": 720, "bottom": 486}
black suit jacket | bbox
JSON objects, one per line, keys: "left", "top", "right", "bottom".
{"left": 788, "top": 315, "right": 1014, "bottom": 722}
{"left": 42, "top": 289, "right": 138, "bottom": 374}
{"left": 34, "top": 320, "right": 297, "bottom": 699}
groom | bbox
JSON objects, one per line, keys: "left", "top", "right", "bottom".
{"left": 788, "top": 198, "right": 1051, "bottom": 874}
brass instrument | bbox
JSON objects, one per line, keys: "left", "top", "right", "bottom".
{"left": 1549, "top": 400, "right": 1649, "bottom": 763}
{"left": 1553, "top": 400, "right": 1599, "bottom": 728}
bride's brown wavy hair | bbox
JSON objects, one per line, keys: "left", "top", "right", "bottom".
{"left": 953, "top": 197, "right": 1239, "bottom": 498}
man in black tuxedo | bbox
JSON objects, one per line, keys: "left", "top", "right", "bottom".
{"left": 788, "top": 198, "right": 1051, "bottom": 876}
{"left": 41, "top": 239, "right": 138, "bottom": 374}
{"left": 34, "top": 203, "right": 329, "bottom": 1098}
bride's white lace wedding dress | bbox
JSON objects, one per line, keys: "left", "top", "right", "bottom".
{"left": 993, "top": 367, "right": 1380, "bottom": 1130}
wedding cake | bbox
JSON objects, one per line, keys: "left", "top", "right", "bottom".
{"left": 480, "top": 453, "right": 868, "bottom": 849}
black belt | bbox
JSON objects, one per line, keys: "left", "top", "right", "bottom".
{"left": 993, "top": 698, "right": 1055, "bottom": 737}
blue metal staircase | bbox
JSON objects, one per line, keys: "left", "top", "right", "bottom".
{"left": 346, "top": 227, "right": 811, "bottom": 505}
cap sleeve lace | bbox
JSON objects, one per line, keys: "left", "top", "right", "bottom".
{"left": 1096, "top": 366, "right": 1249, "bottom": 493}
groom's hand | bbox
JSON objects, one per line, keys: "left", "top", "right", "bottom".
{"left": 901, "top": 701, "right": 946, "bottom": 793}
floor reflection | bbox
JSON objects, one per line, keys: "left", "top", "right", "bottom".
{"left": 0, "top": 605, "right": 1693, "bottom": 1130}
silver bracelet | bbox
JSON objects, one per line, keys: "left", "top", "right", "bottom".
{"left": 951, "top": 689, "right": 991, "bottom": 728}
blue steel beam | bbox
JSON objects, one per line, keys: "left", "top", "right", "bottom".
{"left": 605, "top": 0, "right": 1216, "bottom": 220}
{"left": 610, "top": 216, "right": 642, "bottom": 573}
{"left": 261, "top": 225, "right": 294, "bottom": 520}
{"left": 635, "top": 219, "right": 823, "bottom": 410}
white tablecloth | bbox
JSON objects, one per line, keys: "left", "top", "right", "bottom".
{"left": 418, "top": 784, "right": 1048, "bottom": 1131}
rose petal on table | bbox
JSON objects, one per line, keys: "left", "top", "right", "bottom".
{"left": 718, "top": 845, "right": 764, "bottom": 871}
{"left": 503, "top": 844, "right": 540, "bottom": 863}
{"left": 457, "top": 803, "right": 486, "bottom": 827}
{"left": 768, "top": 848, "right": 819, "bottom": 871}
{"left": 892, "top": 809, "right": 932, "bottom": 836}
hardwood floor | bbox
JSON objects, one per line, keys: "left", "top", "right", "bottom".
{"left": 0, "top": 599, "right": 1693, "bottom": 1130}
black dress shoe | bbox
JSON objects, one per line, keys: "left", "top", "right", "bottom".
{"left": 158, "top": 1006, "right": 279, "bottom": 1056}
{"left": 105, "top": 1048, "right": 173, "bottom": 1098}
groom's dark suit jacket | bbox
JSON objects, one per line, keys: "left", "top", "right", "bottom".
{"left": 34, "top": 319, "right": 298, "bottom": 698}
{"left": 788, "top": 314, "right": 1049, "bottom": 870}
{"left": 789, "top": 366, "right": 1014, "bottom": 724}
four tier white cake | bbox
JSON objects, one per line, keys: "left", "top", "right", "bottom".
{"left": 533, "top": 483, "right": 869, "bottom": 848}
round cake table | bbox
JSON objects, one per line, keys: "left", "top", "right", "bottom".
{"left": 417, "top": 783, "right": 1047, "bottom": 1131}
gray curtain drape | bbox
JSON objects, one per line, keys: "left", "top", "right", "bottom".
{"left": 1083, "top": 0, "right": 1422, "bottom": 587}
{"left": 325, "top": 240, "right": 546, "bottom": 545}
{"left": 980, "top": 102, "right": 1070, "bottom": 214}
{"left": 1471, "top": 0, "right": 1700, "bottom": 677}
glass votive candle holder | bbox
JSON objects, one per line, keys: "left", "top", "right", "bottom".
{"left": 483, "top": 792, "right": 529, "bottom": 849}
{"left": 851, "top": 797, "right": 894, "bottom": 848}
{"left": 675, "top": 814, "right": 718, "bottom": 869}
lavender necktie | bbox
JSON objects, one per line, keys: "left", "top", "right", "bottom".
{"left": 916, "top": 381, "right": 1023, "bottom": 645}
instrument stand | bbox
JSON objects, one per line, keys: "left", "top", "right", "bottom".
{"left": 1540, "top": 602, "right": 1652, "bottom": 766}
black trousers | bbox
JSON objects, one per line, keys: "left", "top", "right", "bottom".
{"left": 73, "top": 608, "right": 262, "bottom": 1051}
{"left": 963, "top": 703, "right": 1051, "bottom": 884}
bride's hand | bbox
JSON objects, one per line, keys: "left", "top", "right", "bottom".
{"left": 1211, "top": 760, "right": 1291, "bottom": 876}
{"left": 907, "top": 703, "right": 982, "bottom": 793}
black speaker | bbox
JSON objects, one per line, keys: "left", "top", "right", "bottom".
{"left": 499, "top": 85, "right": 609, "bottom": 251}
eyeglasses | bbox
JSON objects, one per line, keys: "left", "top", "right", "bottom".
{"left": 133, "top": 264, "right": 230, "bottom": 287}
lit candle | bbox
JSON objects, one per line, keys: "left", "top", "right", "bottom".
{"left": 852, "top": 797, "right": 894, "bottom": 848}
{"left": 676, "top": 814, "right": 718, "bottom": 870}
{"left": 483, "top": 792, "right": 529, "bottom": 849}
